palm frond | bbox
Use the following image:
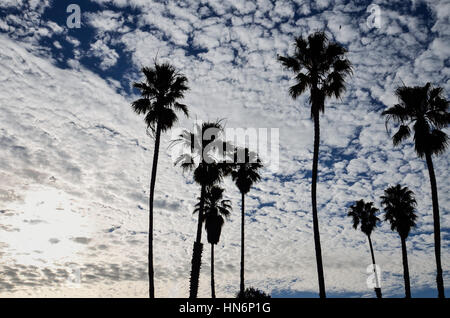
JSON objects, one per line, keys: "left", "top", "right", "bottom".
{"left": 173, "top": 102, "right": 189, "bottom": 117}
{"left": 278, "top": 55, "right": 301, "bottom": 72}
{"left": 289, "top": 73, "right": 310, "bottom": 99}
{"left": 131, "top": 98, "right": 151, "bottom": 115}
{"left": 323, "top": 71, "right": 346, "bottom": 98}
{"left": 145, "top": 107, "right": 178, "bottom": 133}
{"left": 381, "top": 104, "right": 409, "bottom": 124}
{"left": 428, "top": 129, "right": 449, "bottom": 156}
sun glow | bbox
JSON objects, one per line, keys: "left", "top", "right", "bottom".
{"left": 4, "top": 185, "right": 94, "bottom": 266}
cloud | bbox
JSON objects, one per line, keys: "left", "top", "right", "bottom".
{"left": 85, "top": 10, "right": 126, "bottom": 33}
{"left": 71, "top": 237, "right": 92, "bottom": 245}
{"left": 0, "top": 0, "right": 54, "bottom": 45}
{"left": 0, "top": 0, "right": 24, "bottom": 9}
{"left": 89, "top": 38, "right": 120, "bottom": 70}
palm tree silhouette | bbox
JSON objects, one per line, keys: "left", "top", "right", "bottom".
{"left": 172, "top": 120, "right": 230, "bottom": 298}
{"left": 131, "top": 62, "right": 189, "bottom": 298}
{"left": 226, "top": 148, "right": 263, "bottom": 297}
{"left": 194, "top": 186, "right": 231, "bottom": 298}
{"left": 278, "top": 31, "right": 352, "bottom": 298}
{"left": 380, "top": 184, "right": 417, "bottom": 298}
{"left": 347, "top": 200, "right": 382, "bottom": 298}
{"left": 236, "top": 287, "right": 271, "bottom": 299}
{"left": 382, "top": 83, "right": 448, "bottom": 298}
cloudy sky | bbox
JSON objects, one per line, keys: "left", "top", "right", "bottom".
{"left": 0, "top": 0, "right": 448, "bottom": 298}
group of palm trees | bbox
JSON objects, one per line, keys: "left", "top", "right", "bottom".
{"left": 131, "top": 64, "right": 264, "bottom": 298}
{"left": 171, "top": 120, "right": 264, "bottom": 298}
{"left": 348, "top": 185, "right": 418, "bottom": 298}
{"left": 346, "top": 81, "right": 449, "bottom": 299}
{"left": 130, "top": 31, "right": 448, "bottom": 298}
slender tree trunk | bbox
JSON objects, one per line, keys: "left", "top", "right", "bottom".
{"left": 240, "top": 192, "right": 245, "bottom": 296}
{"left": 211, "top": 244, "right": 215, "bottom": 299}
{"left": 367, "top": 235, "right": 382, "bottom": 298}
{"left": 311, "top": 112, "right": 326, "bottom": 298}
{"left": 189, "top": 183, "right": 206, "bottom": 298}
{"left": 148, "top": 124, "right": 161, "bottom": 298}
{"left": 400, "top": 236, "right": 411, "bottom": 298}
{"left": 425, "top": 152, "right": 445, "bottom": 298}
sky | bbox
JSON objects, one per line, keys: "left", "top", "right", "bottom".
{"left": 0, "top": 0, "right": 448, "bottom": 298}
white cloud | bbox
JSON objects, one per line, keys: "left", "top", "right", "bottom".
{"left": 85, "top": 10, "right": 125, "bottom": 32}
{"left": 0, "top": 0, "right": 24, "bottom": 8}
{"left": 66, "top": 36, "right": 80, "bottom": 47}
{"left": 89, "top": 39, "right": 119, "bottom": 70}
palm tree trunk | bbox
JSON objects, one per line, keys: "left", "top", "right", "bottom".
{"left": 367, "top": 235, "right": 382, "bottom": 298}
{"left": 240, "top": 192, "right": 245, "bottom": 296}
{"left": 400, "top": 236, "right": 411, "bottom": 298}
{"left": 425, "top": 152, "right": 445, "bottom": 298}
{"left": 148, "top": 124, "right": 161, "bottom": 298}
{"left": 189, "top": 183, "right": 205, "bottom": 298}
{"left": 311, "top": 112, "right": 326, "bottom": 298}
{"left": 211, "top": 244, "right": 215, "bottom": 299}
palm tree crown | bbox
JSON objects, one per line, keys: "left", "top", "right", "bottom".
{"left": 381, "top": 184, "right": 417, "bottom": 239}
{"left": 382, "top": 83, "right": 449, "bottom": 157}
{"left": 173, "top": 120, "right": 236, "bottom": 189}
{"left": 278, "top": 31, "right": 352, "bottom": 118}
{"left": 228, "top": 148, "right": 263, "bottom": 195}
{"left": 195, "top": 186, "right": 232, "bottom": 245}
{"left": 348, "top": 200, "right": 380, "bottom": 237}
{"left": 132, "top": 62, "right": 189, "bottom": 133}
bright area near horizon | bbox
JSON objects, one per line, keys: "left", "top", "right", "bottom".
{"left": 0, "top": 0, "right": 449, "bottom": 298}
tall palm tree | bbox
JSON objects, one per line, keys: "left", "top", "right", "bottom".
{"left": 226, "top": 148, "right": 263, "bottom": 296}
{"left": 194, "top": 186, "right": 232, "bottom": 298}
{"left": 382, "top": 83, "right": 448, "bottom": 298}
{"left": 131, "top": 62, "right": 189, "bottom": 298}
{"left": 380, "top": 184, "right": 417, "bottom": 298}
{"left": 173, "top": 120, "right": 230, "bottom": 298}
{"left": 278, "top": 31, "right": 352, "bottom": 298}
{"left": 347, "top": 200, "right": 382, "bottom": 298}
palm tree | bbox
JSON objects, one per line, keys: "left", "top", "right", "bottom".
{"left": 173, "top": 120, "right": 230, "bottom": 298}
{"left": 380, "top": 184, "right": 417, "bottom": 298}
{"left": 278, "top": 31, "right": 352, "bottom": 298}
{"left": 347, "top": 200, "right": 382, "bottom": 298}
{"left": 226, "top": 148, "right": 263, "bottom": 296}
{"left": 382, "top": 83, "right": 448, "bottom": 298}
{"left": 195, "top": 186, "right": 232, "bottom": 298}
{"left": 131, "top": 62, "right": 189, "bottom": 298}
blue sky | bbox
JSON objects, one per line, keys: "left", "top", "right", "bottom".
{"left": 0, "top": 0, "right": 448, "bottom": 297}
